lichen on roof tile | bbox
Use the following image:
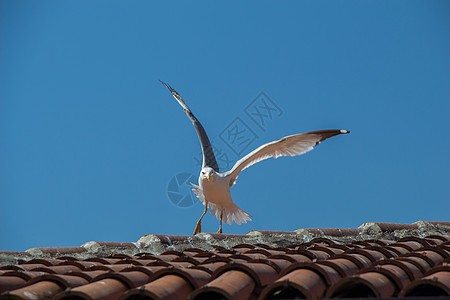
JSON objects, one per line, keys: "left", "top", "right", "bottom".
{"left": 1, "top": 221, "right": 449, "bottom": 299}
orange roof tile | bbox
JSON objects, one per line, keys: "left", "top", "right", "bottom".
{"left": 0, "top": 221, "right": 449, "bottom": 299}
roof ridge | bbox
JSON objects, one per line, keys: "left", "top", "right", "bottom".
{"left": 1, "top": 221, "right": 449, "bottom": 264}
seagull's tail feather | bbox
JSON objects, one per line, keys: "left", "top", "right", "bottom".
{"left": 191, "top": 184, "right": 252, "bottom": 226}
{"left": 210, "top": 202, "right": 252, "bottom": 226}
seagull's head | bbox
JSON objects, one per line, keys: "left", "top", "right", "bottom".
{"left": 200, "top": 167, "right": 216, "bottom": 183}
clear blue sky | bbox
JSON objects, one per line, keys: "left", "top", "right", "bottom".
{"left": 1, "top": 1, "right": 449, "bottom": 251}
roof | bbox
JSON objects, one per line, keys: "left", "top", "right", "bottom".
{"left": 0, "top": 221, "right": 449, "bottom": 299}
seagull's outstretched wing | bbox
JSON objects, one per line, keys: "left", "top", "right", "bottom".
{"left": 160, "top": 80, "right": 219, "bottom": 172}
{"left": 225, "top": 129, "right": 349, "bottom": 186}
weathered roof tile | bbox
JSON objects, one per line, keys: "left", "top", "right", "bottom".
{"left": 1, "top": 221, "right": 449, "bottom": 299}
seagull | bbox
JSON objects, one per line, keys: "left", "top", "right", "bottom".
{"left": 160, "top": 80, "right": 349, "bottom": 235}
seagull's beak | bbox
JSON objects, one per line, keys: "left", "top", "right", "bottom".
{"left": 206, "top": 174, "right": 210, "bottom": 181}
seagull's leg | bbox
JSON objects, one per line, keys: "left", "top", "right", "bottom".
{"left": 217, "top": 211, "right": 223, "bottom": 234}
{"left": 193, "top": 202, "right": 208, "bottom": 235}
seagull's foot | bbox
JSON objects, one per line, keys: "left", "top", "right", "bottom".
{"left": 193, "top": 222, "right": 202, "bottom": 235}
{"left": 217, "top": 211, "right": 223, "bottom": 234}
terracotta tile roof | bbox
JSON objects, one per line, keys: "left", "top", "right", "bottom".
{"left": 0, "top": 221, "right": 449, "bottom": 299}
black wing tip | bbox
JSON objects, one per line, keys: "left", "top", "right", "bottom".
{"left": 159, "top": 79, "right": 177, "bottom": 94}
{"left": 340, "top": 130, "right": 350, "bottom": 134}
{"left": 159, "top": 79, "right": 170, "bottom": 89}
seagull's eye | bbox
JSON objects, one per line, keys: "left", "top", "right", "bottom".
{"left": 201, "top": 172, "right": 205, "bottom": 174}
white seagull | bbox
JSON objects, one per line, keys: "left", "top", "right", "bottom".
{"left": 160, "top": 81, "right": 349, "bottom": 235}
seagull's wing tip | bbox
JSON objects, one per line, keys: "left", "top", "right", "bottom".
{"left": 340, "top": 130, "right": 350, "bottom": 134}
{"left": 159, "top": 80, "right": 177, "bottom": 94}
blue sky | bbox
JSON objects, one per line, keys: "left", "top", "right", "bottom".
{"left": 1, "top": 1, "right": 449, "bottom": 251}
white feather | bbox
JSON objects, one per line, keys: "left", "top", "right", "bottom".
{"left": 224, "top": 130, "right": 347, "bottom": 186}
